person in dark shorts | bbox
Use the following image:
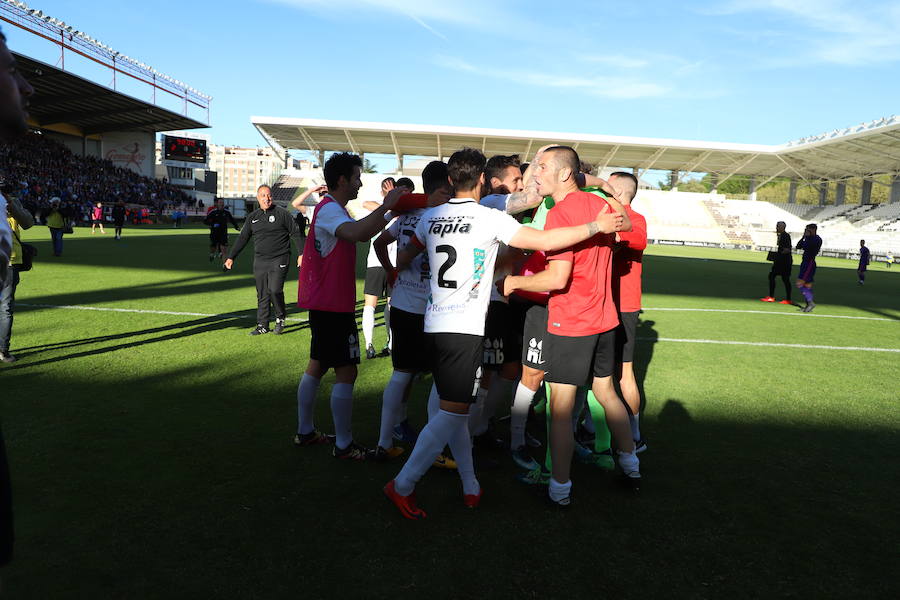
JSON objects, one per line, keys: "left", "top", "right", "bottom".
{"left": 502, "top": 148, "right": 637, "bottom": 504}
{"left": 796, "top": 223, "right": 822, "bottom": 312}
{"left": 204, "top": 199, "right": 240, "bottom": 263}
{"left": 371, "top": 161, "right": 453, "bottom": 461}
{"left": 384, "top": 147, "right": 621, "bottom": 519}
{"left": 111, "top": 200, "right": 127, "bottom": 240}
{"left": 224, "top": 187, "right": 303, "bottom": 335}
{"left": 609, "top": 172, "right": 647, "bottom": 453}
{"left": 857, "top": 239, "right": 870, "bottom": 285}
{"left": 761, "top": 221, "right": 792, "bottom": 304}
{"left": 295, "top": 153, "right": 402, "bottom": 461}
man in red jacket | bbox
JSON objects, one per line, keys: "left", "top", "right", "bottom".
{"left": 608, "top": 172, "right": 648, "bottom": 453}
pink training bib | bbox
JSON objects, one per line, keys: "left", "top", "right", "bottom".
{"left": 297, "top": 196, "right": 357, "bottom": 313}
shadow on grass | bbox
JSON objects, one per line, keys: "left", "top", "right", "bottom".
{"left": 5, "top": 314, "right": 250, "bottom": 370}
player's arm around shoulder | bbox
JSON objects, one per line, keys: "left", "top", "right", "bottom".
{"left": 508, "top": 201, "right": 622, "bottom": 253}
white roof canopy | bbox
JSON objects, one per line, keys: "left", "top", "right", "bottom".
{"left": 252, "top": 115, "right": 900, "bottom": 184}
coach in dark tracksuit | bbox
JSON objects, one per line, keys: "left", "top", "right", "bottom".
{"left": 762, "top": 220, "right": 792, "bottom": 303}
{"left": 225, "top": 185, "right": 304, "bottom": 336}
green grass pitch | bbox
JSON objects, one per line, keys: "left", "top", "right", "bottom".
{"left": 1, "top": 225, "right": 898, "bottom": 598}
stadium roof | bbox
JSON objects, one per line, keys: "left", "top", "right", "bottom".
{"left": 252, "top": 116, "right": 900, "bottom": 185}
{"left": 17, "top": 52, "right": 207, "bottom": 135}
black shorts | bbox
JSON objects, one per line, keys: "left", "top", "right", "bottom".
{"left": 545, "top": 329, "right": 616, "bottom": 386}
{"left": 521, "top": 303, "right": 549, "bottom": 371}
{"left": 308, "top": 310, "right": 360, "bottom": 370}
{"left": 390, "top": 307, "right": 427, "bottom": 372}
{"left": 615, "top": 311, "right": 639, "bottom": 364}
{"left": 210, "top": 229, "right": 228, "bottom": 246}
{"left": 426, "top": 332, "right": 483, "bottom": 404}
{"left": 364, "top": 267, "right": 392, "bottom": 297}
{"left": 92, "top": 219, "right": 102, "bottom": 225}
{"left": 770, "top": 257, "right": 792, "bottom": 276}
{"left": 483, "top": 301, "right": 523, "bottom": 369}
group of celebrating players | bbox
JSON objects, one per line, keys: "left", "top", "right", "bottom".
{"left": 292, "top": 143, "right": 647, "bottom": 517}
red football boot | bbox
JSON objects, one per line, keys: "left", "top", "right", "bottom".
{"left": 384, "top": 480, "right": 426, "bottom": 520}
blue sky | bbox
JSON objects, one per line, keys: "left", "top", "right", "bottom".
{"left": 8, "top": 0, "right": 900, "bottom": 167}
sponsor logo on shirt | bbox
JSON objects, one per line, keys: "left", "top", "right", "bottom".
{"left": 269, "top": 215, "right": 276, "bottom": 223}
{"left": 430, "top": 301, "right": 468, "bottom": 314}
{"left": 252, "top": 219, "right": 259, "bottom": 223}
{"left": 428, "top": 216, "right": 472, "bottom": 237}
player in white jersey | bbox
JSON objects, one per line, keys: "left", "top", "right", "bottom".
{"left": 361, "top": 177, "right": 404, "bottom": 359}
{"left": 371, "top": 161, "right": 452, "bottom": 460}
{"left": 383, "top": 148, "right": 625, "bottom": 519}
{"left": 470, "top": 154, "right": 535, "bottom": 453}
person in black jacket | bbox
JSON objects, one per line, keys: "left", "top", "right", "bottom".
{"left": 761, "top": 221, "right": 793, "bottom": 304}
{"left": 204, "top": 198, "right": 240, "bottom": 263}
{"left": 112, "top": 200, "right": 127, "bottom": 240}
{"left": 225, "top": 185, "right": 304, "bottom": 335}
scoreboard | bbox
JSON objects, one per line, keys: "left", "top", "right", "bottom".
{"left": 163, "top": 135, "right": 208, "bottom": 164}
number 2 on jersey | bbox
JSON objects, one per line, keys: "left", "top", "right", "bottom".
{"left": 436, "top": 245, "right": 457, "bottom": 289}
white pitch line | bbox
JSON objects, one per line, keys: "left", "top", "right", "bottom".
{"left": 641, "top": 337, "right": 900, "bottom": 353}
{"left": 17, "top": 303, "right": 898, "bottom": 351}
{"left": 645, "top": 307, "right": 897, "bottom": 322}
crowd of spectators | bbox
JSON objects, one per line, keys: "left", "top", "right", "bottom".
{"left": 0, "top": 132, "right": 194, "bottom": 224}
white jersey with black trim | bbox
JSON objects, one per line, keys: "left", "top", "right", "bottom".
{"left": 414, "top": 198, "right": 522, "bottom": 336}
{"left": 388, "top": 207, "right": 430, "bottom": 315}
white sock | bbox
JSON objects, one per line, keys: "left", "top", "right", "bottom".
{"left": 362, "top": 305, "right": 375, "bottom": 348}
{"left": 480, "top": 376, "right": 515, "bottom": 437}
{"left": 510, "top": 383, "right": 535, "bottom": 450}
{"left": 379, "top": 371, "right": 412, "bottom": 449}
{"left": 468, "top": 386, "right": 489, "bottom": 436}
{"left": 297, "top": 374, "right": 321, "bottom": 435}
{"left": 447, "top": 414, "right": 479, "bottom": 496}
{"left": 617, "top": 450, "right": 640, "bottom": 477}
{"left": 394, "top": 410, "right": 461, "bottom": 496}
{"left": 548, "top": 477, "right": 572, "bottom": 502}
{"left": 631, "top": 411, "right": 641, "bottom": 441}
{"left": 383, "top": 303, "right": 392, "bottom": 349}
{"left": 572, "top": 388, "right": 587, "bottom": 433}
{"left": 427, "top": 383, "right": 440, "bottom": 420}
{"left": 330, "top": 382, "right": 354, "bottom": 449}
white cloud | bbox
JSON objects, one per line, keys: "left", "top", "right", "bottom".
{"left": 433, "top": 55, "right": 670, "bottom": 99}
{"left": 266, "top": 0, "right": 523, "bottom": 39}
{"left": 580, "top": 54, "right": 650, "bottom": 69}
{"left": 712, "top": 0, "right": 900, "bottom": 65}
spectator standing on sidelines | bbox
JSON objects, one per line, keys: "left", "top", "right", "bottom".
{"left": 2, "top": 195, "right": 33, "bottom": 363}
{"left": 0, "top": 24, "right": 35, "bottom": 578}
{"left": 224, "top": 185, "right": 304, "bottom": 335}
{"left": 857, "top": 240, "right": 870, "bottom": 285}
{"left": 761, "top": 221, "right": 792, "bottom": 304}
{"left": 45, "top": 198, "right": 65, "bottom": 257}
{"left": 112, "top": 200, "right": 126, "bottom": 240}
{"left": 90, "top": 201, "right": 105, "bottom": 234}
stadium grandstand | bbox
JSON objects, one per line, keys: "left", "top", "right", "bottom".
{"left": 253, "top": 116, "right": 900, "bottom": 258}
{"left": 0, "top": 0, "right": 210, "bottom": 222}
